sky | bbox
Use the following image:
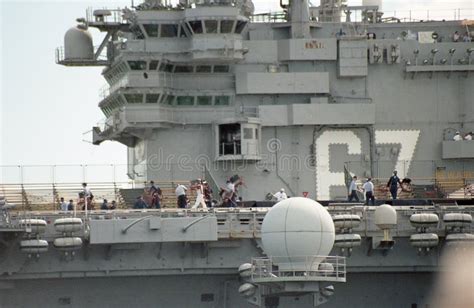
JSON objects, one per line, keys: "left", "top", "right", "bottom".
{"left": 0, "top": 0, "right": 473, "bottom": 182}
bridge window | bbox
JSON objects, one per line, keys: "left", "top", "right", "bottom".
{"left": 143, "top": 24, "right": 159, "bottom": 37}
{"left": 124, "top": 93, "right": 144, "bottom": 104}
{"left": 164, "top": 64, "right": 174, "bottom": 73}
{"left": 164, "top": 95, "right": 175, "bottom": 105}
{"left": 145, "top": 93, "right": 160, "bottom": 104}
{"left": 215, "top": 96, "right": 230, "bottom": 106}
{"left": 197, "top": 96, "right": 212, "bottom": 106}
{"left": 196, "top": 65, "right": 212, "bottom": 73}
{"left": 235, "top": 21, "right": 247, "bottom": 34}
{"left": 177, "top": 96, "right": 195, "bottom": 106}
{"left": 128, "top": 61, "right": 147, "bottom": 70}
{"left": 189, "top": 20, "right": 203, "bottom": 34}
{"left": 174, "top": 65, "right": 194, "bottom": 73}
{"left": 161, "top": 24, "right": 178, "bottom": 37}
{"left": 149, "top": 60, "right": 159, "bottom": 70}
{"left": 220, "top": 20, "right": 234, "bottom": 33}
{"left": 205, "top": 20, "right": 218, "bottom": 34}
{"left": 214, "top": 65, "right": 229, "bottom": 73}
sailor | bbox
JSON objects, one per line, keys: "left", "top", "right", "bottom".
{"left": 273, "top": 188, "right": 288, "bottom": 202}
{"left": 362, "top": 178, "right": 375, "bottom": 206}
{"left": 175, "top": 184, "right": 188, "bottom": 209}
{"left": 348, "top": 176, "right": 359, "bottom": 202}
{"left": 203, "top": 181, "right": 213, "bottom": 208}
{"left": 387, "top": 171, "right": 402, "bottom": 200}
{"left": 149, "top": 180, "right": 162, "bottom": 209}
{"left": 101, "top": 199, "right": 109, "bottom": 210}
{"left": 192, "top": 179, "right": 207, "bottom": 209}
{"left": 133, "top": 196, "right": 147, "bottom": 209}
{"left": 453, "top": 31, "right": 460, "bottom": 42}
{"left": 67, "top": 199, "right": 74, "bottom": 211}
{"left": 453, "top": 131, "right": 462, "bottom": 141}
{"left": 464, "top": 132, "right": 473, "bottom": 141}
{"left": 110, "top": 200, "right": 117, "bottom": 210}
{"left": 59, "top": 197, "right": 68, "bottom": 211}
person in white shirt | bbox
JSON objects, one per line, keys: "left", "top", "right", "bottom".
{"left": 59, "top": 197, "right": 68, "bottom": 211}
{"left": 175, "top": 184, "right": 187, "bottom": 208}
{"left": 362, "top": 178, "right": 375, "bottom": 205}
{"left": 273, "top": 188, "right": 288, "bottom": 202}
{"left": 348, "top": 176, "right": 359, "bottom": 202}
{"left": 192, "top": 179, "right": 207, "bottom": 209}
{"left": 453, "top": 131, "right": 462, "bottom": 141}
{"left": 464, "top": 132, "right": 473, "bottom": 141}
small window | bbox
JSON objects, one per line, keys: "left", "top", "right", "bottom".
{"left": 220, "top": 20, "right": 234, "bottom": 33}
{"left": 161, "top": 24, "right": 178, "bottom": 37}
{"left": 165, "top": 95, "right": 175, "bottom": 105}
{"left": 205, "top": 20, "right": 218, "bottom": 34}
{"left": 214, "top": 65, "right": 229, "bottom": 73}
{"left": 235, "top": 20, "right": 247, "bottom": 34}
{"left": 197, "top": 96, "right": 212, "bottom": 106}
{"left": 189, "top": 21, "right": 203, "bottom": 34}
{"left": 146, "top": 94, "right": 160, "bottom": 103}
{"left": 128, "top": 61, "right": 147, "bottom": 70}
{"left": 174, "top": 65, "right": 194, "bottom": 73}
{"left": 149, "top": 60, "right": 159, "bottom": 70}
{"left": 177, "top": 96, "right": 195, "bottom": 106}
{"left": 143, "top": 24, "right": 159, "bottom": 37}
{"left": 196, "top": 65, "right": 212, "bottom": 73}
{"left": 243, "top": 128, "right": 253, "bottom": 139}
{"left": 255, "top": 128, "right": 259, "bottom": 139}
{"left": 201, "top": 293, "right": 214, "bottom": 302}
{"left": 124, "top": 93, "right": 143, "bottom": 104}
{"left": 164, "top": 64, "right": 174, "bottom": 73}
{"left": 159, "top": 62, "right": 166, "bottom": 71}
{"left": 215, "top": 96, "right": 230, "bottom": 106}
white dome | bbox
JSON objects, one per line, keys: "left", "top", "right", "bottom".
{"left": 374, "top": 204, "right": 397, "bottom": 229}
{"left": 64, "top": 27, "right": 93, "bottom": 60}
{"left": 261, "top": 197, "right": 335, "bottom": 270}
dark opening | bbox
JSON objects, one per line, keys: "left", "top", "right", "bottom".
{"left": 411, "top": 304, "right": 417, "bottom": 308}
{"left": 219, "top": 123, "right": 241, "bottom": 155}
{"left": 220, "top": 20, "right": 234, "bottom": 33}
{"left": 201, "top": 293, "right": 214, "bottom": 302}
{"left": 161, "top": 24, "right": 178, "bottom": 37}
{"left": 189, "top": 20, "right": 203, "bottom": 34}
{"left": 264, "top": 296, "right": 280, "bottom": 307}
{"left": 235, "top": 20, "right": 247, "bottom": 34}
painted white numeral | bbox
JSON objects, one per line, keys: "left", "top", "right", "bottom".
{"left": 375, "top": 130, "right": 421, "bottom": 179}
{"left": 315, "top": 131, "right": 362, "bottom": 200}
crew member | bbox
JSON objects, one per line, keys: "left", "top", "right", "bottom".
{"left": 363, "top": 178, "right": 375, "bottom": 206}
{"left": 273, "top": 188, "right": 287, "bottom": 202}
{"left": 387, "top": 170, "right": 402, "bottom": 200}
{"left": 348, "top": 176, "right": 359, "bottom": 202}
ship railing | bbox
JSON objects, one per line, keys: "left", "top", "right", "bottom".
{"left": 251, "top": 8, "right": 473, "bottom": 23}
{"left": 250, "top": 255, "right": 346, "bottom": 283}
{"left": 85, "top": 7, "right": 124, "bottom": 24}
{"left": 55, "top": 45, "right": 109, "bottom": 65}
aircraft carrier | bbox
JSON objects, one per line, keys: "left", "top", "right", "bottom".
{"left": 1, "top": 0, "right": 474, "bottom": 307}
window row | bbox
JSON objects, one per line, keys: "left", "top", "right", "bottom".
{"left": 122, "top": 93, "right": 232, "bottom": 106}
{"left": 127, "top": 60, "right": 230, "bottom": 73}
{"left": 104, "top": 62, "right": 129, "bottom": 84}
{"left": 138, "top": 20, "right": 248, "bottom": 38}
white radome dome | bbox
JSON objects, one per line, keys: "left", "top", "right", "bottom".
{"left": 261, "top": 197, "right": 335, "bottom": 270}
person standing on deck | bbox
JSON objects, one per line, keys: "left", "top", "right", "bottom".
{"left": 348, "top": 176, "right": 359, "bottom": 202}
{"left": 387, "top": 170, "right": 402, "bottom": 200}
{"left": 363, "top": 178, "right": 375, "bottom": 206}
